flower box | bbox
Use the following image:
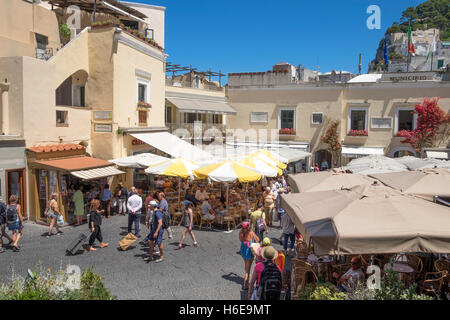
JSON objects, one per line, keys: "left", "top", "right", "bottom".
{"left": 347, "top": 129, "right": 368, "bottom": 136}
{"left": 396, "top": 129, "right": 412, "bottom": 137}
{"left": 279, "top": 128, "right": 296, "bottom": 135}
{"left": 137, "top": 101, "right": 152, "bottom": 108}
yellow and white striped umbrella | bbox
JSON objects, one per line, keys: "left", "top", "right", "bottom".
{"left": 144, "top": 157, "right": 199, "bottom": 178}
{"left": 251, "top": 149, "right": 287, "bottom": 170}
{"left": 194, "top": 159, "right": 262, "bottom": 183}
{"left": 238, "top": 156, "right": 282, "bottom": 177}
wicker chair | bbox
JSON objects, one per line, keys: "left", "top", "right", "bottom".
{"left": 291, "top": 258, "right": 313, "bottom": 269}
{"left": 406, "top": 254, "right": 424, "bottom": 281}
{"left": 295, "top": 241, "right": 312, "bottom": 260}
{"left": 418, "top": 271, "right": 448, "bottom": 297}
{"left": 291, "top": 267, "right": 318, "bottom": 299}
{"left": 434, "top": 260, "right": 450, "bottom": 286}
{"left": 171, "top": 207, "right": 183, "bottom": 226}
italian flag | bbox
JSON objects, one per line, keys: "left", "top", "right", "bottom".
{"left": 408, "top": 25, "right": 416, "bottom": 55}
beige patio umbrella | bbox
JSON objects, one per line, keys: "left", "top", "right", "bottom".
{"left": 370, "top": 168, "right": 450, "bottom": 202}
{"left": 347, "top": 155, "right": 409, "bottom": 175}
{"left": 280, "top": 183, "right": 450, "bottom": 255}
{"left": 288, "top": 171, "right": 376, "bottom": 193}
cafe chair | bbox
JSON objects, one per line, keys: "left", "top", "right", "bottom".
{"left": 406, "top": 254, "right": 424, "bottom": 280}
{"left": 171, "top": 207, "right": 183, "bottom": 226}
{"left": 291, "top": 258, "right": 313, "bottom": 269}
{"left": 199, "top": 213, "right": 213, "bottom": 231}
{"left": 222, "top": 215, "right": 236, "bottom": 232}
{"left": 418, "top": 271, "right": 448, "bottom": 297}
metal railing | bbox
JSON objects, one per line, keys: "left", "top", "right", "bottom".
{"left": 166, "top": 123, "right": 228, "bottom": 136}
{"left": 165, "top": 79, "right": 224, "bottom": 92}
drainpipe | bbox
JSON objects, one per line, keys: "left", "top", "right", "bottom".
{"left": 0, "top": 81, "right": 10, "bottom": 135}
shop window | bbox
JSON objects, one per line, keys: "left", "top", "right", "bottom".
{"left": 312, "top": 113, "right": 323, "bottom": 124}
{"left": 212, "top": 114, "right": 221, "bottom": 124}
{"left": 139, "top": 110, "right": 147, "bottom": 125}
{"left": 56, "top": 110, "right": 68, "bottom": 126}
{"left": 184, "top": 113, "right": 201, "bottom": 124}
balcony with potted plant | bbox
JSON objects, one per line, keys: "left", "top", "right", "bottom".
{"left": 137, "top": 101, "right": 152, "bottom": 109}
{"left": 119, "top": 24, "right": 164, "bottom": 52}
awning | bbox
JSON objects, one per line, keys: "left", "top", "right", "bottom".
{"left": 426, "top": 151, "right": 449, "bottom": 160}
{"left": 71, "top": 166, "right": 125, "bottom": 180}
{"left": 166, "top": 97, "right": 236, "bottom": 115}
{"left": 130, "top": 132, "right": 215, "bottom": 163}
{"left": 266, "top": 147, "right": 311, "bottom": 163}
{"left": 109, "top": 153, "right": 168, "bottom": 168}
{"left": 342, "top": 146, "right": 384, "bottom": 158}
{"left": 34, "top": 156, "right": 112, "bottom": 171}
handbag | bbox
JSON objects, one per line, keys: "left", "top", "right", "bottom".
{"left": 57, "top": 214, "right": 65, "bottom": 226}
{"left": 257, "top": 211, "right": 266, "bottom": 233}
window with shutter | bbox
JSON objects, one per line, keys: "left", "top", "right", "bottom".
{"left": 139, "top": 110, "right": 147, "bottom": 125}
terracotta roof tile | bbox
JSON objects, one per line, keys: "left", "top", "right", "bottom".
{"left": 28, "top": 144, "right": 86, "bottom": 153}
{"left": 35, "top": 156, "right": 111, "bottom": 171}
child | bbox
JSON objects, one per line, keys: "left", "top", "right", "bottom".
{"left": 88, "top": 199, "right": 108, "bottom": 251}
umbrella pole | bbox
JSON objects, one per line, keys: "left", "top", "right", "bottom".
{"left": 226, "top": 183, "right": 229, "bottom": 215}
{"left": 178, "top": 177, "right": 181, "bottom": 207}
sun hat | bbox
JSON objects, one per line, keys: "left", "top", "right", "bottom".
{"left": 250, "top": 243, "right": 261, "bottom": 256}
{"left": 262, "top": 237, "right": 271, "bottom": 246}
{"left": 149, "top": 200, "right": 158, "bottom": 206}
{"left": 260, "top": 246, "right": 278, "bottom": 261}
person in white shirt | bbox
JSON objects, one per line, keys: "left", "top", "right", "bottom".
{"left": 127, "top": 187, "right": 143, "bottom": 236}
{"left": 195, "top": 186, "right": 209, "bottom": 203}
{"left": 333, "top": 256, "right": 365, "bottom": 292}
{"left": 201, "top": 198, "right": 218, "bottom": 225}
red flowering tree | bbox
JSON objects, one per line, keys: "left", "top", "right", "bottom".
{"left": 321, "top": 119, "right": 342, "bottom": 167}
{"left": 400, "top": 97, "right": 450, "bottom": 152}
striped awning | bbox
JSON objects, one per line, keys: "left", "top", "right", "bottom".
{"left": 71, "top": 166, "right": 125, "bottom": 180}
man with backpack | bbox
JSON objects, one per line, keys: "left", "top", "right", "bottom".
{"left": 0, "top": 201, "right": 13, "bottom": 253}
{"left": 247, "top": 246, "right": 282, "bottom": 300}
{"left": 144, "top": 202, "right": 165, "bottom": 263}
{"left": 250, "top": 203, "right": 267, "bottom": 243}
{"left": 156, "top": 192, "right": 173, "bottom": 239}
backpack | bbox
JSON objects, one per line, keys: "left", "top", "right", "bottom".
{"left": 6, "top": 204, "right": 18, "bottom": 223}
{"left": 259, "top": 261, "right": 282, "bottom": 301}
{"left": 256, "top": 211, "right": 266, "bottom": 233}
{"left": 162, "top": 210, "right": 171, "bottom": 229}
{"left": 0, "top": 202, "right": 6, "bottom": 224}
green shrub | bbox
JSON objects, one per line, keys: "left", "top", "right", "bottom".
{"left": 0, "top": 264, "right": 114, "bottom": 300}
{"left": 59, "top": 23, "right": 71, "bottom": 43}
{"left": 296, "top": 282, "right": 347, "bottom": 300}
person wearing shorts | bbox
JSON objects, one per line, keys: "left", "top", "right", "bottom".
{"left": 6, "top": 195, "right": 24, "bottom": 252}
{"left": 0, "top": 201, "right": 13, "bottom": 253}
{"left": 145, "top": 208, "right": 164, "bottom": 263}
{"left": 175, "top": 200, "right": 198, "bottom": 250}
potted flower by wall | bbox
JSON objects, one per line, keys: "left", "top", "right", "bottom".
{"left": 348, "top": 129, "right": 368, "bottom": 136}
{"left": 137, "top": 101, "right": 152, "bottom": 108}
{"left": 279, "top": 128, "right": 296, "bottom": 135}
{"left": 91, "top": 20, "right": 115, "bottom": 29}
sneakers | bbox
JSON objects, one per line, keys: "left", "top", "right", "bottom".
{"left": 144, "top": 256, "right": 155, "bottom": 262}
{"left": 12, "top": 246, "right": 20, "bottom": 252}
{"left": 56, "top": 231, "right": 63, "bottom": 235}
{"left": 175, "top": 244, "right": 183, "bottom": 250}
{"left": 155, "top": 257, "right": 164, "bottom": 263}
{"left": 193, "top": 242, "right": 198, "bottom": 247}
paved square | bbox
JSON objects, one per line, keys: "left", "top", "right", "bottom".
{"left": 0, "top": 216, "right": 284, "bottom": 300}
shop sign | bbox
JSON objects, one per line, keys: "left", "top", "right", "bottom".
{"left": 131, "top": 139, "right": 146, "bottom": 146}
{"left": 94, "top": 124, "right": 112, "bottom": 132}
{"left": 93, "top": 111, "right": 112, "bottom": 120}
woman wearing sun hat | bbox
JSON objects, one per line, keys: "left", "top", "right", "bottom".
{"left": 175, "top": 200, "right": 198, "bottom": 250}
{"left": 239, "top": 221, "right": 260, "bottom": 290}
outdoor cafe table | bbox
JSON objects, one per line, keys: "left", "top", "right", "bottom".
{"left": 384, "top": 263, "right": 414, "bottom": 274}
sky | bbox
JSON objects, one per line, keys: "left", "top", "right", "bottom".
{"left": 129, "top": 0, "right": 426, "bottom": 82}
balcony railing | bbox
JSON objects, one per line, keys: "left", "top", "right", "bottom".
{"left": 165, "top": 79, "right": 224, "bottom": 92}
{"left": 166, "top": 123, "right": 227, "bottom": 137}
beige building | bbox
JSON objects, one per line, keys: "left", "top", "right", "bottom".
{"left": 226, "top": 68, "right": 450, "bottom": 169}
{"left": 0, "top": 0, "right": 167, "bottom": 220}
{"left": 165, "top": 69, "right": 234, "bottom": 141}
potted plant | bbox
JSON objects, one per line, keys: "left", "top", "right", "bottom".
{"left": 348, "top": 129, "right": 368, "bottom": 136}
{"left": 137, "top": 101, "right": 152, "bottom": 108}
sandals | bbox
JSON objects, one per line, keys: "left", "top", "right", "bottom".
{"left": 175, "top": 244, "right": 183, "bottom": 250}
{"left": 100, "top": 243, "right": 109, "bottom": 248}
{"left": 88, "top": 247, "right": 97, "bottom": 251}
{"left": 12, "top": 246, "right": 20, "bottom": 252}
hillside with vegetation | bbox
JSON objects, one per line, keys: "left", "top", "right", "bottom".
{"left": 370, "top": 0, "right": 449, "bottom": 71}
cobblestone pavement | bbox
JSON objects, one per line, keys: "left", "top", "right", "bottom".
{"left": 0, "top": 215, "right": 286, "bottom": 300}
